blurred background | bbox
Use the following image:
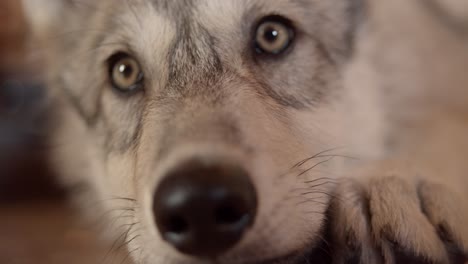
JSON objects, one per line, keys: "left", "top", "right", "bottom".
{"left": 0, "top": 0, "right": 57, "bottom": 203}
{"left": 0, "top": 1, "right": 114, "bottom": 263}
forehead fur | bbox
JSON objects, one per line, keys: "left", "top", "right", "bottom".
{"left": 89, "top": 0, "right": 356, "bottom": 63}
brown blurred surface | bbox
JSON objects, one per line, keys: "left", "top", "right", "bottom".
{"left": 0, "top": 201, "right": 110, "bottom": 264}
{"left": 0, "top": 0, "right": 27, "bottom": 72}
{"left": 0, "top": 2, "right": 115, "bottom": 263}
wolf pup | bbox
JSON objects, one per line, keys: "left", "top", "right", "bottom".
{"left": 21, "top": 0, "right": 468, "bottom": 263}
{"left": 22, "top": 0, "right": 360, "bottom": 263}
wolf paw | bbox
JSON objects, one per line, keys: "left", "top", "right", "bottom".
{"left": 327, "top": 164, "right": 468, "bottom": 264}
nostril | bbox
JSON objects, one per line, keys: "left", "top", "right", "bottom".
{"left": 167, "top": 215, "right": 189, "bottom": 234}
{"left": 215, "top": 200, "right": 248, "bottom": 227}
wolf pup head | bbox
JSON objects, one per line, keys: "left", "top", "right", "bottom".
{"left": 22, "top": 0, "right": 360, "bottom": 263}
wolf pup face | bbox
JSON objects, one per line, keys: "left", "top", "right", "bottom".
{"left": 22, "top": 0, "right": 359, "bottom": 263}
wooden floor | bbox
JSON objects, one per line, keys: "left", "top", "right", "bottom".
{"left": 0, "top": 200, "right": 130, "bottom": 264}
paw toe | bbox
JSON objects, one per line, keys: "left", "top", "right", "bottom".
{"left": 368, "top": 176, "right": 449, "bottom": 263}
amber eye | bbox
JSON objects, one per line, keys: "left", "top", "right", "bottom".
{"left": 255, "top": 16, "right": 295, "bottom": 55}
{"left": 108, "top": 53, "right": 143, "bottom": 93}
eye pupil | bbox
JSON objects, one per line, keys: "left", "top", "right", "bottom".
{"left": 263, "top": 27, "right": 279, "bottom": 43}
{"left": 119, "top": 63, "right": 134, "bottom": 78}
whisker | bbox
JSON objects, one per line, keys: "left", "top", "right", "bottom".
{"left": 300, "top": 190, "right": 340, "bottom": 199}
{"left": 291, "top": 147, "right": 348, "bottom": 169}
{"left": 108, "top": 196, "right": 137, "bottom": 203}
{"left": 88, "top": 206, "right": 137, "bottom": 232}
{"left": 117, "top": 234, "right": 141, "bottom": 252}
{"left": 108, "top": 210, "right": 136, "bottom": 230}
{"left": 302, "top": 177, "right": 340, "bottom": 184}
{"left": 315, "top": 154, "right": 358, "bottom": 160}
{"left": 302, "top": 180, "right": 338, "bottom": 189}
{"left": 102, "top": 222, "right": 137, "bottom": 264}
{"left": 297, "top": 157, "right": 334, "bottom": 177}
{"left": 120, "top": 248, "right": 140, "bottom": 264}
{"left": 108, "top": 225, "right": 142, "bottom": 264}
{"left": 299, "top": 189, "right": 350, "bottom": 207}
{"left": 295, "top": 198, "right": 330, "bottom": 207}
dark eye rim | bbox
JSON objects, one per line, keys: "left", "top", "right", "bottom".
{"left": 253, "top": 14, "right": 296, "bottom": 56}
{"left": 107, "top": 52, "right": 145, "bottom": 94}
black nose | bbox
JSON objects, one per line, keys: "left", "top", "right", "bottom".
{"left": 153, "top": 159, "right": 257, "bottom": 258}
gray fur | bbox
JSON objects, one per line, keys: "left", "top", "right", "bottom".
{"left": 22, "top": 0, "right": 359, "bottom": 263}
